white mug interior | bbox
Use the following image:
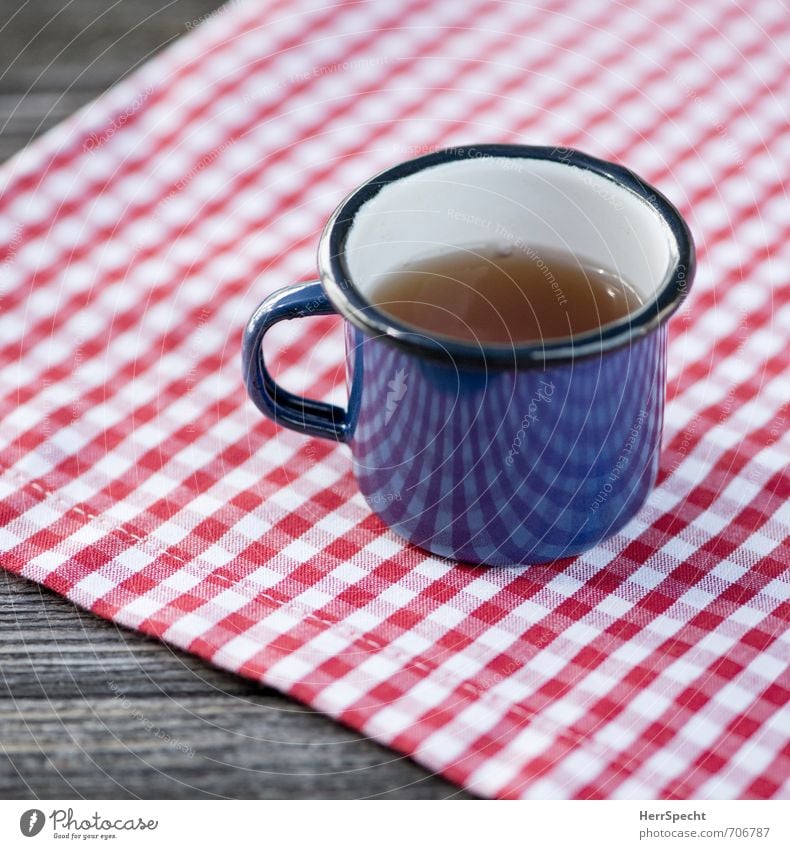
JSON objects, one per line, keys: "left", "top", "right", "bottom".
{"left": 341, "top": 154, "right": 678, "bottom": 310}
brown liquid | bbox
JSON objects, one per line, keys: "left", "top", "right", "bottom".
{"left": 368, "top": 245, "right": 642, "bottom": 344}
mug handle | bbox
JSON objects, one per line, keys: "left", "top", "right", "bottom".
{"left": 242, "top": 280, "right": 350, "bottom": 443}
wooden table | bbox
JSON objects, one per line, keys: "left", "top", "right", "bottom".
{"left": 0, "top": 0, "right": 468, "bottom": 799}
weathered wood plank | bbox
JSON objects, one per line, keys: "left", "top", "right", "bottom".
{"left": 0, "top": 0, "right": 222, "bottom": 91}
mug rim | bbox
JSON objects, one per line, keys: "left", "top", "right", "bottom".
{"left": 317, "top": 144, "right": 695, "bottom": 368}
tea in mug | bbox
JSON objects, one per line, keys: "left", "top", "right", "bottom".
{"left": 368, "top": 244, "right": 643, "bottom": 344}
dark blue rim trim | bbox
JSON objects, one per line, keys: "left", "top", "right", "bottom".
{"left": 318, "top": 144, "right": 695, "bottom": 368}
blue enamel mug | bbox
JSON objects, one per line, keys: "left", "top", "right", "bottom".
{"left": 242, "top": 145, "right": 694, "bottom": 566}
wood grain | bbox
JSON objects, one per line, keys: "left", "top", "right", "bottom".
{"left": 0, "top": 0, "right": 470, "bottom": 799}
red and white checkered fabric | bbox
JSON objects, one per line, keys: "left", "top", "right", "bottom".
{"left": 0, "top": 0, "right": 787, "bottom": 799}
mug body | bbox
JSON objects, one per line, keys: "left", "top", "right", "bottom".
{"left": 319, "top": 145, "right": 693, "bottom": 565}
{"left": 243, "top": 145, "right": 694, "bottom": 566}
{"left": 345, "top": 322, "right": 666, "bottom": 565}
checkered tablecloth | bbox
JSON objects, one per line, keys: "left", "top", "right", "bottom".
{"left": 0, "top": 0, "right": 787, "bottom": 799}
